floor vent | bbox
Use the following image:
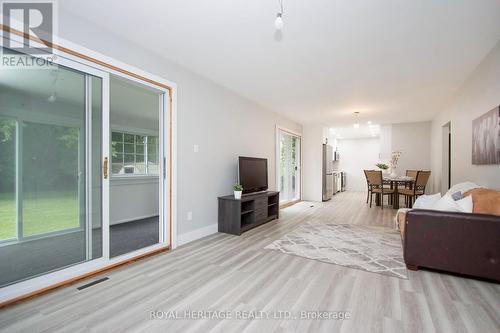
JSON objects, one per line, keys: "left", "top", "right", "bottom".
{"left": 77, "top": 277, "right": 109, "bottom": 291}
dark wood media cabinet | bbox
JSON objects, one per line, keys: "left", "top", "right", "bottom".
{"left": 218, "top": 191, "right": 280, "bottom": 235}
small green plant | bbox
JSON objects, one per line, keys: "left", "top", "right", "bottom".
{"left": 375, "top": 163, "right": 389, "bottom": 170}
{"left": 233, "top": 183, "right": 243, "bottom": 191}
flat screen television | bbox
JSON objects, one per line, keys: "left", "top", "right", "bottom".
{"left": 238, "top": 156, "right": 268, "bottom": 194}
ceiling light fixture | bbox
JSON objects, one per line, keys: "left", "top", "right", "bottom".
{"left": 48, "top": 92, "right": 57, "bottom": 103}
{"left": 274, "top": 0, "right": 284, "bottom": 30}
{"left": 353, "top": 112, "right": 360, "bottom": 128}
{"left": 48, "top": 69, "right": 59, "bottom": 103}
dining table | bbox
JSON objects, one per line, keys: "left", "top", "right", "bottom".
{"left": 376, "top": 175, "right": 415, "bottom": 209}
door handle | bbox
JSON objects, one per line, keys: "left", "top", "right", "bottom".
{"left": 103, "top": 157, "right": 108, "bottom": 179}
{"left": 163, "top": 157, "right": 166, "bottom": 179}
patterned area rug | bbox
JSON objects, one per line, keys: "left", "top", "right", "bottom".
{"left": 265, "top": 224, "right": 408, "bottom": 279}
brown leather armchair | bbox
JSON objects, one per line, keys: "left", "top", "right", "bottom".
{"left": 402, "top": 209, "right": 500, "bottom": 281}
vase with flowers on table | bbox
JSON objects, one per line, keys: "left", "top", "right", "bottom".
{"left": 390, "top": 151, "right": 402, "bottom": 177}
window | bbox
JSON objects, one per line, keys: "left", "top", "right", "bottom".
{"left": 111, "top": 131, "right": 159, "bottom": 175}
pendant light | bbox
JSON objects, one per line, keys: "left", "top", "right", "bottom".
{"left": 48, "top": 69, "right": 58, "bottom": 103}
{"left": 47, "top": 92, "right": 57, "bottom": 103}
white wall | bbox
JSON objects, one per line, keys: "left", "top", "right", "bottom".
{"left": 302, "top": 124, "right": 324, "bottom": 201}
{"left": 110, "top": 179, "right": 159, "bottom": 224}
{"left": 379, "top": 124, "right": 393, "bottom": 161}
{"left": 109, "top": 78, "right": 161, "bottom": 225}
{"left": 391, "top": 121, "right": 431, "bottom": 177}
{"left": 337, "top": 138, "right": 381, "bottom": 191}
{"left": 431, "top": 41, "right": 500, "bottom": 192}
{"left": 57, "top": 9, "right": 302, "bottom": 239}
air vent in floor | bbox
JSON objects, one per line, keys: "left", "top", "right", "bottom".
{"left": 77, "top": 277, "right": 109, "bottom": 291}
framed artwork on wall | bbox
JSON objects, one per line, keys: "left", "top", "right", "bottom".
{"left": 472, "top": 106, "right": 500, "bottom": 165}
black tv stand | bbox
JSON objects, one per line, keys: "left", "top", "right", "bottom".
{"left": 218, "top": 191, "right": 279, "bottom": 235}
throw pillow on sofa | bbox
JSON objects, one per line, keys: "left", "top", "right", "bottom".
{"left": 446, "top": 181, "right": 482, "bottom": 196}
{"left": 463, "top": 188, "right": 500, "bottom": 216}
{"left": 432, "top": 194, "right": 473, "bottom": 213}
{"left": 413, "top": 193, "right": 442, "bottom": 209}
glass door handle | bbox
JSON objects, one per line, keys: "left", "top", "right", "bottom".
{"left": 103, "top": 157, "right": 108, "bottom": 179}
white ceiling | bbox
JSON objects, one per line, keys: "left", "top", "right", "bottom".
{"left": 330, "top": 123, "right": 381, "bottom": 140}
{"left": 59, "top": 0, "right": 500, "bottom": 126}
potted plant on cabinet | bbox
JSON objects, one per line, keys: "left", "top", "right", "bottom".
{"left": 233, "top": 183, "right": 243, "bottom": 199}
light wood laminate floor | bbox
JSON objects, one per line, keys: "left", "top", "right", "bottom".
{"left": 0, "top": 192, "right": 499, "bottom": 333}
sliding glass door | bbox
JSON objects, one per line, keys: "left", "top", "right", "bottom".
{"left": 0, "top": 43, "right": 170, "bottom": 295}
{"left": 0, "top": 48, "right": 105, "bottom": 286}
{"left": 109, "top": 76, "right": 164, "bottom": 258}
{"left": 0, "top": 118, "right": 16, "bottom": 242}
{"left": 278, "top": 129, "right": 301, "bottom": 204}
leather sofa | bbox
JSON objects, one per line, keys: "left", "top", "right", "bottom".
{"left": 401, "top": 209, "right": 500, "bottom": 281}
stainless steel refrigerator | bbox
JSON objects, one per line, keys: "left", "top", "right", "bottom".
{"left": 322, "top": 144, "right": 334, "bottom": 201}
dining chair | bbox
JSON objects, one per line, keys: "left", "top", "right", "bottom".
{"left": 403, "top": 169, "right": 419, "bottom": 205}
{"left": 405, "top": 170, "right": 419, "bottom": 187}
{"left": 365, "top": 170, "right": 394, "bottom": 209}
{"left": 406, "top": 170, "right": 419, "bottom": 179}
{"left": 398, "top": 170, "right": 431, "bottom": 207}
{"left": 363, "top": 170, "right": 372, "bottom": 203}
{"left": 364, "top": 169, "right": 388, "bottom": 203}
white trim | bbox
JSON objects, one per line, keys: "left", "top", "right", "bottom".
{"left": 276, "top": 125, "right": 302, "bottom": 138}
{"left": 171, "top": 89, "right": 178, "bottom": 249}
{"left": 85, "top": 75, "right": 93, "bottom": 261}
{"left": 101, "top": 73, "right": 111, "bottom": 261}
{"left": 159, "top": 91, "right": 166, "bottom": 246}
{"left": 177, "top": 224, "right": 218, "bottom": 247}
{"left": 110, "top": 214, "right": 159, "bottom": 226}
{"left": 275, "top": 125, "right": 302, "bottom": 204}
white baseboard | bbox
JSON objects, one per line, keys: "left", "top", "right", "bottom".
{"left": 111, "top": 214, "right": 159, "bottom": 226}
{"left": 177, "top": 223, "right": 218, "bottom": 246}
